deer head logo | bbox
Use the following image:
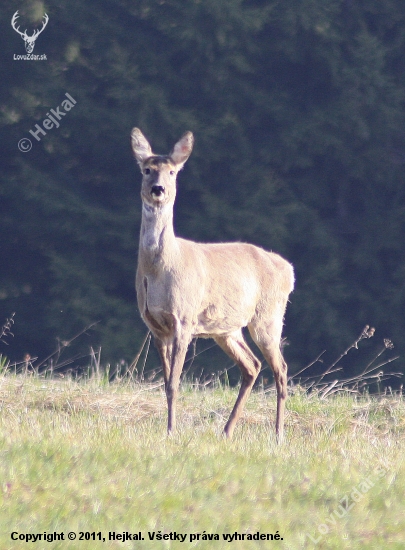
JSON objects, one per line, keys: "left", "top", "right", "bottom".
{"left": 11, "top": 10, "right": 49, "bottom": 54}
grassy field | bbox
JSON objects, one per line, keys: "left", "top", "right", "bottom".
{"left": 0, "top": 370, "right": 404, "bottom": 550}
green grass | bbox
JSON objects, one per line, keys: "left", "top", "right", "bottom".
{"left": 0, "top": 373, "right": 404, "bottom": 549}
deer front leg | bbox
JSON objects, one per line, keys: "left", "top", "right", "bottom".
{"left": 155, "top": 338, "right": 171, "bottom": 391}
{"left": 165, "top": 334, "right": 190, "bottom": 435}
{"left": 148, "top": 309, "right": 191, "bottom": 434}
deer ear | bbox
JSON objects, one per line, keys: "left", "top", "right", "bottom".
{"left": 131, "top": 128, "right": 153, "bottom": 168}
{"left": 171, "top": 132, "right": 194, "bottom": 169}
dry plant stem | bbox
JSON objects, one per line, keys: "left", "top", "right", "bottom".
{"left": 34, "top": 321, "right": 100, "bottom": 371}
{"left": 288, "top": 350, "right": 326, "bottom": 381}
{"left": 183, "top": 342, "right": 218, "bottom": 382}
{"left": 128, "top": 331, "right": 151, "bottom": 378}
{"left": 140, "top": 333, "right": 152, "bottom": 381}
{"left": 90, "top": 347, "right": 102, "bottom": 376}
{"left": 314, "top": 325, "right": 375, "bottom": 387}
{"left": 0, "top": 313, "right": 15, "bottom": 345}
{"left": 183, "top": 338, "right": 198, "bottom": 378}
{"left": 360, "top": 339, "right": 395, "bottom": 376}
{"left": 288, "top": 326, "right": 400, "bottom": 398}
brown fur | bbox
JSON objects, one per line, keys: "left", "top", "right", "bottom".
{"left": 131, "top": 128, "right": 294, "bottom": 441}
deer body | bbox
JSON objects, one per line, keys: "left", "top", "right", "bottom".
{"left": 132, "top": 128, "right": 294, "bottom": 440}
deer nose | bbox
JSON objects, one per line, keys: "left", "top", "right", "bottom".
{"left": 151, "top": 185, "right": 165, "bottom": 197}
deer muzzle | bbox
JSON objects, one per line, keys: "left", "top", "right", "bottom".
{"left": 151, "top": 185, "right": 165, "bottom": 197}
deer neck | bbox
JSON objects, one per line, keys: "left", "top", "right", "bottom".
{"left": 140, "top": 202, "right": 177, "bottom": 262}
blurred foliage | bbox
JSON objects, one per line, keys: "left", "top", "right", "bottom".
{"left": 1, "top": 0, "right": 405, "bottom": 377}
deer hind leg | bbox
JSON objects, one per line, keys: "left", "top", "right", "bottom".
{"left": 214, "top": 330, "right": 261, "bottom": 439}
{"left": 248, "top": 318, "right": 288, "bottom": 443}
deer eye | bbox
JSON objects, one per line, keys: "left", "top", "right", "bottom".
{"left": 144, "top": 168, "right": 150, "bottom": 175}
{"left": 170, "top": 170, "right": 175, "bottom": 176}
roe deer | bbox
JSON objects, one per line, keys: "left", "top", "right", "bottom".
{"left": 131, "top": 128, "right": 294, "bottom": 441}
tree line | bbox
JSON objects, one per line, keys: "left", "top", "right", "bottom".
{"left": 1, "top": 0, "right": 404, "bottom": 380}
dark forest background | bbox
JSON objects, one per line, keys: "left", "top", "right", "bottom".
{"left": 1, "top": 0, "right": 404, "bottom": 382}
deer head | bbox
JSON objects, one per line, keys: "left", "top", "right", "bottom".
{"left": 131, "top": 128, "right": 194, "bottom": 208}
{"left": 11, "top": 11, "right": 49, "bottom": 54}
